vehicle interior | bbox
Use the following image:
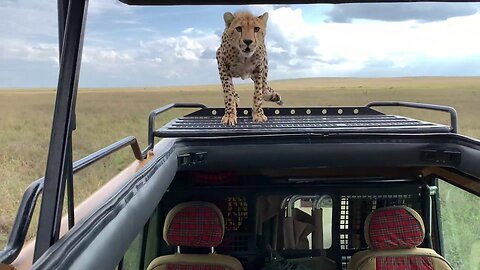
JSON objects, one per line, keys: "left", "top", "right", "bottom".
{"left": 1, "top": 1, "right": 480, "bottom": 270}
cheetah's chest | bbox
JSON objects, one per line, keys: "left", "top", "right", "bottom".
{"left": 229, "top": 57, "right": 258, "bottom": 80}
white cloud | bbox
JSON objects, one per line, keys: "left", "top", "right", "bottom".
{"left": 326, "top": 3, "right": 479, "bottom": 23}
{"left": 149, "top": 57, "right": 163, "bottom": 64}
{"left": 112, "top": 19, "right": 139, "bottom": 25}
{"left": 0, "top": 0, "right": 57, "bottom": 39}
{"left": 82, "top": 47, "right": 134, "bottom": 69}
{"left": 140, "top": 33, "right": 219, "bottom": 61}
{"left": 0, "top": 39, "right": 58, "bottom": 63}
{"left": 142, "top": 36, "right": 203, "bottom": 61}
{"left": 254, "top": 6, "right": 480, "bottom": 78}
{"left": 74, "top": 32, "right": 222, "bottom": 86}
{"left": 181, "top": 27, "right": 207, "bottom": 35}
{"left": 268, "top": 44, "right": 287, "bottom": 54}
{"left": 182, "top": 27, "right": 195, "bottom": 34}
{"left": 88, "top": 0, "right": 132, "bottom": 15}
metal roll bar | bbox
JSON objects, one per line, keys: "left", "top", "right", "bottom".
{"left": 146, "top": 103, "right": 207, "bottom": 154}
{"left": 367, "top": 101, "right": 458, "bottom": 133}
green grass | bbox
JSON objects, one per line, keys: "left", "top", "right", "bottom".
{"left": 438, "top": 180, "right": 480, "bottom": 270}
{"left": 0, "top": 76, "right": 479, "bottom": 267}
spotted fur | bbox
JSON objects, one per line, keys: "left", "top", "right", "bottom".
{"left": 216, "top": 11, "right": 283, "bottom": 126}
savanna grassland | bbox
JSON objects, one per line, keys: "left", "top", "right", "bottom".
{"left": 0, "top": 77, "right": 479, "bottom": 269}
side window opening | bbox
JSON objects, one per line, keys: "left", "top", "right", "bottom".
{"left": 120, "top": 210, "right": 159, "bottom": 270}
{"left": 120, "top": 232, "right": 142, "bottom": 270}
{"left": 438, "top": 179, "right": 480, "bottom": 270}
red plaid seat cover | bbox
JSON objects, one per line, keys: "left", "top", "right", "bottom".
{"left": 367, "top": 206, "right": 424, "bottom": 250}
{"left": 165, "top": 202, "right": 224, "bottom": 248}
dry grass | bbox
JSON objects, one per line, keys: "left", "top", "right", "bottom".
{"left": 0, "top": 76, "right": 479, "bottom": 248}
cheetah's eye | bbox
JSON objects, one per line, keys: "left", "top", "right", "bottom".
{"left": 235, "top": 26, "right": 242, "bottom": 32}
{"left": 254, "top": 27, "right": 260, "bottom": 32}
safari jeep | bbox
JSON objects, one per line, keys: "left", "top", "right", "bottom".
{"left": 1, "top": 0, "right": 479, "bottom": 270}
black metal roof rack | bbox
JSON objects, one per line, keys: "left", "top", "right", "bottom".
{"left": 147, "top": 101, "right": 456, "bottom": 142}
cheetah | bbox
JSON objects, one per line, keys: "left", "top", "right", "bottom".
{"left": 216, "top": 11, "right": 283, "bottom": 126}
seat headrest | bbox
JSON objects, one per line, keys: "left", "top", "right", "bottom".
{"left": 364, "top": 206, "right": 425, "bottom": 250}
{"left": 163, "top": 201, "right": 225, "bottom": 248}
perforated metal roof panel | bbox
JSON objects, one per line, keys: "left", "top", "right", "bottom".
{"left": 154, "top": 106, "right": 452, "bottom": 138}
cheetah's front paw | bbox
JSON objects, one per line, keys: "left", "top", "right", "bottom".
{"left": 221, "top": 112, "right": 237, "bottom": 126}
{"left": 252, "top": 111, "right": 268, "bottom": 123}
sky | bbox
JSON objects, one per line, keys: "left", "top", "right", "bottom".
{"left": 1, "top": 1, "right": 480, "bottom": 88}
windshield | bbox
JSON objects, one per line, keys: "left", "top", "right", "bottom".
{"left": 0, "top": 1, "right": 479, "bottom": 269}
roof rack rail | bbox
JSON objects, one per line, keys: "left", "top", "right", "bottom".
{"left": 145, "top": 103, "right": 207, "bottom": 154}
{"left": 366, "top": 101, "right": 457, "bottom": 133}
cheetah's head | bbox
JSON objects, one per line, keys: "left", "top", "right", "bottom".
{"left": 223, "top": 11, "right": 268, "bottom": 58}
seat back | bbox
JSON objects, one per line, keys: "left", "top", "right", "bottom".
{"left": 348, "top": 206, "right": 452, "bottom": 270}
{"left": 147, "top": 202, "right": 243, "bottom": 270}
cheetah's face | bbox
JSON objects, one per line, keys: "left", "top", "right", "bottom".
{"left": 223, "top": 12, "right": 268, "bottom": 58}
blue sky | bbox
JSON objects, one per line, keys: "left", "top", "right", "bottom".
{"left": 1, "top": 1, "right": 480, "bottom": 88}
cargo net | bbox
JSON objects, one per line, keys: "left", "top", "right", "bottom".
{"left": 340, "top": 194, "right": 416, "bottom": 270}
{"left": 214, "top": 197, "right": 250, "bottom": 253}
{"left": 215, "top": 196, "right": 249, "bottom": 232}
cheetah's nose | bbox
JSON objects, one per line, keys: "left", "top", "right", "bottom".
{"left": 243, "top": 39, "right": 253, "bottom": 46}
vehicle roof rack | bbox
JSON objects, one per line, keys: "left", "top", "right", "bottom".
{"left": 148, "top": 101, "right": 457, "bottom": 143}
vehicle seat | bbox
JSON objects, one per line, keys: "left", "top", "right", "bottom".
{"left": 348, "top": 206, "right": 452, "bottom": 270}
{"left": 147, "top": 201, "right": 243, "bottom": 270}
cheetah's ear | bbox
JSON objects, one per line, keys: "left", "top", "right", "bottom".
{"left": 259, "top": 12, "right": 269, "bottom": 25}
{"left": 224, "top": 12, "right": 235, "bottom": 27}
